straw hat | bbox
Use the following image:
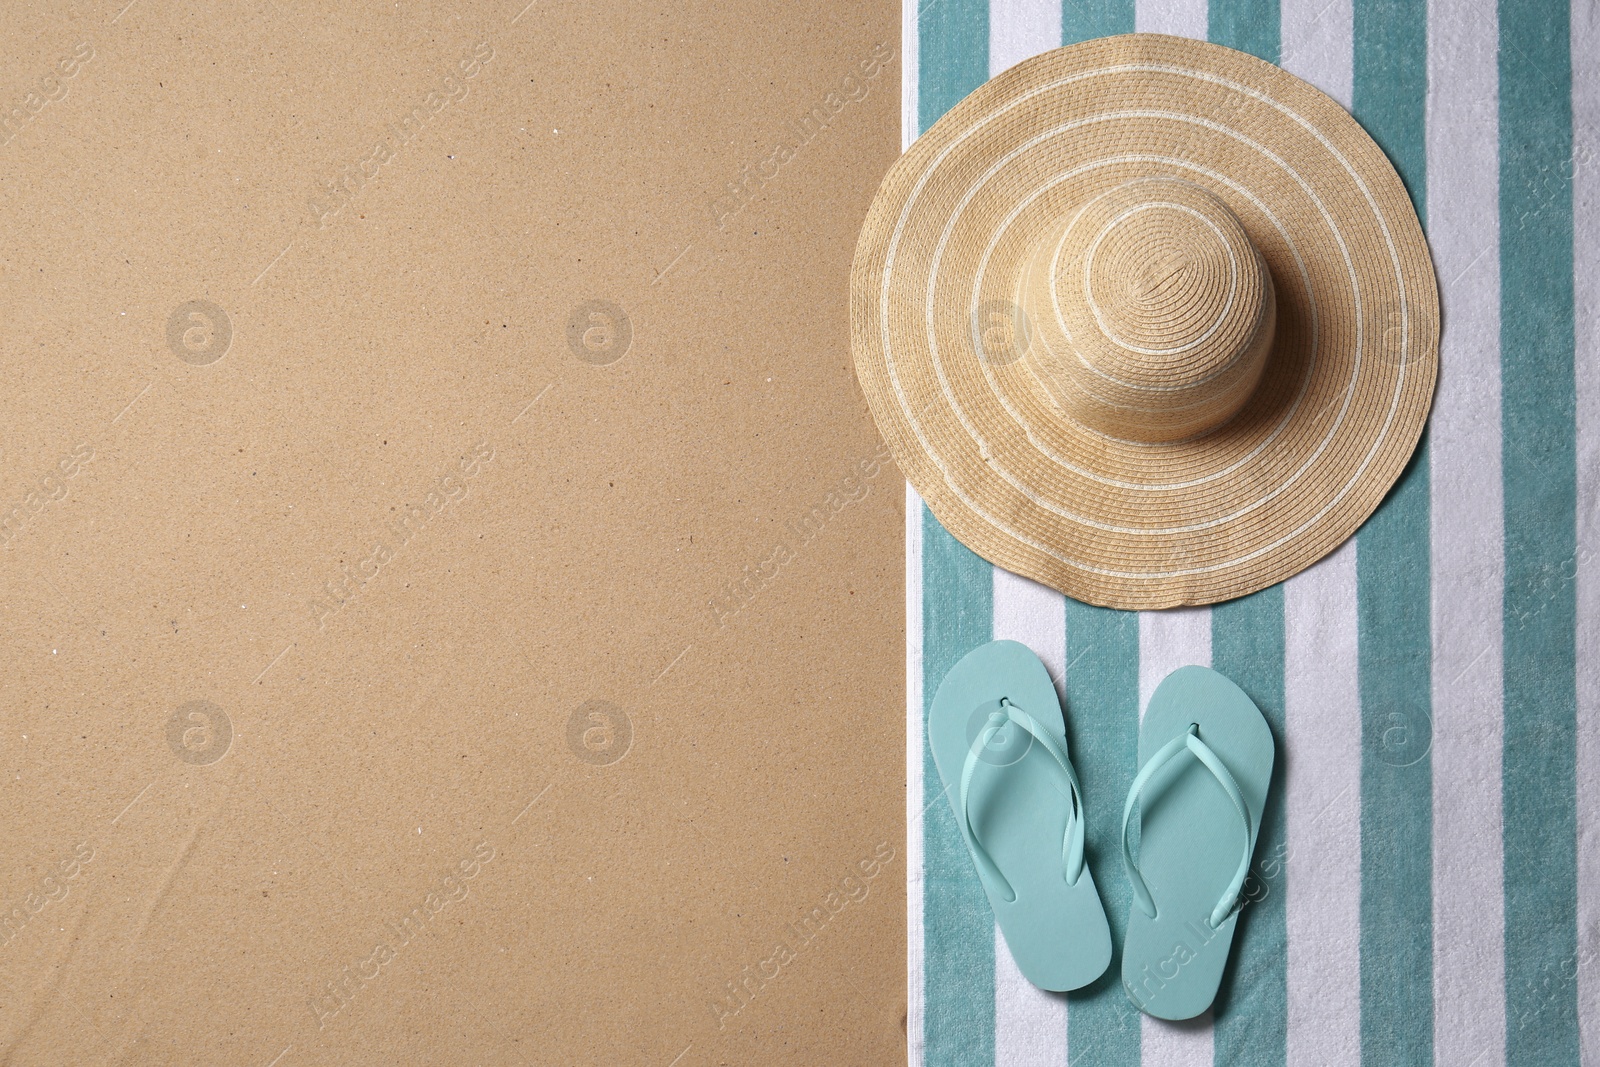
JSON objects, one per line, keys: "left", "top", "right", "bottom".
{"left": 852, "top": 34, "right": 1437, "bottom": 609}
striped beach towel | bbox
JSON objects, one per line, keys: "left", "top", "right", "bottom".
{"left": 902, "top": 0, "right": 1598, "bottom": 1064}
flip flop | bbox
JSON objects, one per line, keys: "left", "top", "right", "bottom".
{"left": 1120, "top": 665, "right": 1274, "bottom": 1020}
{"left": 929, "top": 639, "right": 1112, "bottom": 991}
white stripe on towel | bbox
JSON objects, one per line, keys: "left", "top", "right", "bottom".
{"left": 908, "top": 484, "right": 928, "bottom": 1067}
{"left": 1427, "top": 0, "right": 1508, "bottom": 1061}
{"left": 1135, "top": 0, "right": 1207, "bottom": 42}
{"left": 989, "top": 0, "right": 1063, "bottom": 77}
{"left": 1280, "top": 0, "right": 1352, "bottom": 107}
{"left": 902, "top": 0, "right": 919, "bottom": 150}
{"left": 1282, "top": 538, "right": 1363, "bottom": 1067}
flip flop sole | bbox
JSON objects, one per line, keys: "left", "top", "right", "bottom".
{"left": 1121, "top": 665, "right": 1274, "bottom": 1020}
{"left": 929, "top": 640, "right": 1112, "bottom": 992}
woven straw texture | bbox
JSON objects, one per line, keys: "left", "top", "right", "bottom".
{"left": 852, "top": 33, "right": 1438, "bottom": 608}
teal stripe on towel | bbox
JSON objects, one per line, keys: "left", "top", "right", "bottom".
{"left": 1208, "top": 0, "right": 1279, "bottom": 63}
{"left": 1498, "top": 0, "right": 1579, "bottom": 1058}
{"left": 1356, "top": 454, "right": 1435, "bottom": 1067}
{"left": 1211, "top": 587, "right": 1287, "bottom": 1066}
{"left": 921, "top": 504, "right": 997, "bottom": 1067}
{"left": 916, "top": 8, "right": 994, "bottom": 1063}
{"left": 1061, "top": 600, "right": 1141, "bottom": 1067}
{"left": 1352, "top": 0, "right": 1434, "bottom": 1061}
{"left": 920, "top": 0, "right": 989, "bottom": 135}
{"left": 1061, "top": 0, "right": 1133, "bottom": 45}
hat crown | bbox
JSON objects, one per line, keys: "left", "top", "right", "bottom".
{"left": 1019, "top": 177, "right": 1275, "bottom": 443}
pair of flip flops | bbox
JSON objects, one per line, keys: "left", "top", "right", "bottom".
{"left": 929, "top": 640, "right": 1274, "bottom": 1019}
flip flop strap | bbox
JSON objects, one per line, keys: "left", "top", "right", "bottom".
{"left": 958, "top": 698, "right": 1086, "bottom": 903}
{"left": 1121, "top": 724, "right": 1253, "bottom": 929}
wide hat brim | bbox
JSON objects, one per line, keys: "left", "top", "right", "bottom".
{"left": 851, "top": 34, "right": 1438, "bottom": 609}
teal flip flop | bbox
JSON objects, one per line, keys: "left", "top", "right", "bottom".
{"left": 929, "top": 639, "right": 1112, "bottom": 992}
{"left": 1120, "top": 665, "right": 1274, "bottom": 1020}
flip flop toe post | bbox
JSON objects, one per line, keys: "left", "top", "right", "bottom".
{"left": 929, "top": 640, "right": 1112, "bottom": 992}
{"left": 1120, "top": 665, "right": 1275, "bottom": 1020}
